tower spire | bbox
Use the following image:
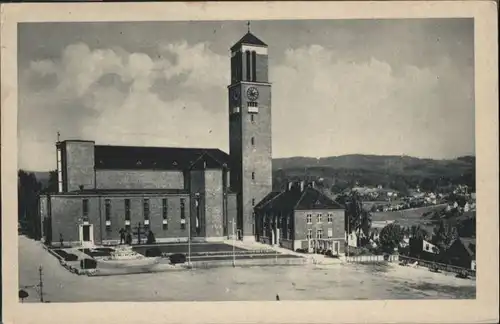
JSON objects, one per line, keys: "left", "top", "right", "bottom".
{"left": 247, "top": 21, "right": 251, "bottom": 33}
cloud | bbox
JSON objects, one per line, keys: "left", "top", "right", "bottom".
{"left": 270, "top": 45, "right": 473, "bottom": 159}
{"left": 18, "top": 39, "right": 474, "bottom": 171}
{"left": 19, "top": 42, "right": 228, "bottom": 170}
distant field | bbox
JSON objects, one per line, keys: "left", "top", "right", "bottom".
{"left": 363, "top": 200, "right": 403, "bottom": 208}
{"left": 371, "top": 204, "right": 448, "bottom": 221}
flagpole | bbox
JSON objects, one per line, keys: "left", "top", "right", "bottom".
{"left": 188, "top": 200, "right": 191, "bottom": 267}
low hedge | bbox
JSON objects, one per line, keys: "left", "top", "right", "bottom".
{"left": 53, "top": 249, "right": 79, "bottom": 261}
{"left": 80, "top": 258, "right": 97, "bottom": 269}
{"left": 145, "top": 247, "right": 162, "bottom": 257}
{"left": 169, "top": 253, "right": 187, "bottom": 264}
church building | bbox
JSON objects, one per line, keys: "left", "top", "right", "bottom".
{"left": 39, "top": 28, "right": 272, "bottom": 246}
{"left": 39, "top": 26, "right": 345, "bottom": 251}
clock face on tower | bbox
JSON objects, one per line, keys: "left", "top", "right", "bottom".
{"left": 246, "top": 87, "right": 259, "bottom": 101}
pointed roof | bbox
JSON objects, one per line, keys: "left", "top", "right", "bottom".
{"left": 231, "top": 32, "right": 267, "bottom": 51}
{"left": 255, "top": 186, "right": 344, "bottom": 212}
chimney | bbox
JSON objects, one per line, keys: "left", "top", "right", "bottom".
{"left": 300, "top": 181, "right": 305, "bottom": 192}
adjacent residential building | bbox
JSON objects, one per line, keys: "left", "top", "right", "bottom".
{"left": 254, "top": 181, "right": 345, "bottom": 253}
{"left": 445, "top": 237, "right": 476, "bottom": 270}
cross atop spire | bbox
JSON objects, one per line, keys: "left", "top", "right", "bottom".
{"left": 247, "top": 21, "right": 251, "bottom": 33}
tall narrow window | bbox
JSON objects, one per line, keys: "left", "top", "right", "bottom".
{"left": 180, "top": 198, "right": 186, "bottom": 230}
{"left": 306, "top": 214, "right": 312, "bottom": 224}
{"left": 251, "top": 137, "right": 255, "bottom": 146}
{"left": 162, "top": 198, "right": 168, "bottom": 230}
{"left": 251, "top": 172, "right": 255, "bottom": 180}
{"left": 237, "top": 52, "right": 242, "bottom": 81}
{"left": 124, "top": 199, "right": 130, "bottom": 221}
{"left": 252, "top": 198, "right": 256, "bottom": 206}
{"left": 250, "top": 114, "right": 255, "bottom": 123}
{"left": 143, "top": 199, "right": 150, "bottom": 220}
{"left": 307, "top": 229, "right": 313, "bottom": 240}
{"left": 251, "top": 51, "right": 257, "bottom": 81}
{"left": 245, "top": 51, "right": 251, "bottom": 81}
{"left": 143, "top": 199, "right": 150, "bottom": 230}
{"left": 82, "top": 199, "right": 89, "bottom": 219}
{"left": 105, "top": 199, "right": 111, "bottom": 221}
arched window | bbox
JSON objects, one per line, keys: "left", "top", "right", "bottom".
{"left": 251, "top": 51, "right": 257, "bottom": 81}
{"left": 246, "top": 51, "right": 251, "bottom": 81}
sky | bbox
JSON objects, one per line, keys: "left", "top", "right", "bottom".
{"left": 17, "top": 19, "right": 475, "bottom": 171}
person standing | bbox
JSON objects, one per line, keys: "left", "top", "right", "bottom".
{"left": 119, "top": 228, "right": 125, "bottom": 244}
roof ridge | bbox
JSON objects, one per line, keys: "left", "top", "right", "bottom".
{"left": 255, "top": 191, "right": 284, "bottom": 210}
{"left": 293, "top": 188, "right": 309, "bottom": 210}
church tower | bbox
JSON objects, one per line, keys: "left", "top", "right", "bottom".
{"left": 228, "top": 23, "right": 272, "bottom": 241}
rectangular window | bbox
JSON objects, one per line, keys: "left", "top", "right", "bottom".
{"left": 316, "top": 229, "right": 323, "bottom": 239}
{"left": 317, "top": 213, "right": 322, "bottom": 223}
{"left": 180, "top": 198, "right": 186, "bottom": 229}
{"left": 252, "top": 198, "right": 255, "bottom": 206}
{"left": 306, "top": 214, "right": 312, "bottom": 224}
{"left": 143, "top": 199, "right": 150, "bottom": 220}
{"left": 307, "top": 229, "right": 313, "bottom": 240}
{"left": 251, "top": 51, "right": 257, "bottom": 81}
{"left": 162, "top": 198, "right": 168, "bottom": 230}
{"left": 251, "top": 172, "right": 255, "bottom": 180}
{"left": 248, "top": 102, "right": 259, "bottom": 113}
{"left": 328, "top": 228, "right": 333, "bottom": 238}
{"left": 251, "top": 137, "right": 255, "bottom": 146}
{"left": 250, "top": 114, "right": 255, "bottom": 122}
{"left": 124, "top": 199, "right": 131, "bottom": 221}
{"left": 82, "top": 199, "right": 89, "bottom": 219}
{"left": 162, "top": 198, "right": 168, "bottom": 219}
{"left": 246, "top": 50, "right": 251, "bottom": 81}
{"left": 105, "top": 199, "right": 111, "bottom": 221}
{"left": 327, "top": 213, "right": 333, "bottom": 223}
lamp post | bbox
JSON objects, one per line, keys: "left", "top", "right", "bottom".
{"left": 232, "top": 220, "right": 236, "bottom": 267}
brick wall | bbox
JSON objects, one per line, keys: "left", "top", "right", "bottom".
{"left": 294, "top": 209, "right": 345, "bottom": 241}
{"left": 240, "top": 83, "right": 272, "bottom": 238}
{"left": 47, "top": 194, "right": 191, "bottom": 245}
{"left": 95, "top": 170, "right": 184, "bottom": 190}
{"left": 63, "top": 141, "right": 95, "bottom": 192}
{"left": 204, "top": 169, "right": 224, "bottom": 238}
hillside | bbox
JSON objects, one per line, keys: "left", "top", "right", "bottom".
{"left": 272, "top": 154, "right": 475, "bottom": 193}
{"left": 22, "top": 154, "right": 475, "bottom": 193}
